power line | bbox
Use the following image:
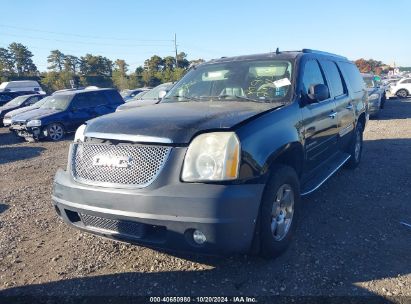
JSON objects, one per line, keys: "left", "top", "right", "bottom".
{"left": 0, "top": 24, "right": 174, "bottom": 42}
{"left": 0, "top": 32, "right": 172, "bottom": 47}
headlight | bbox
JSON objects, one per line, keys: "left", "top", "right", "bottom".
{"left": 182, "top": 132, "right": 240, "bottom": 182}
{"left": 74, "top": 124, "right": 87, "bottom": 142}
{"left": 369, "top": 93, "right": 380, "bottom": 100}
{"left": 26, "top": 120, "right": 42, "bottom": 127}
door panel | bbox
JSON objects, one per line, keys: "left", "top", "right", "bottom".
{"left": 302, "top": 99, "right": 339, "bottom": 172}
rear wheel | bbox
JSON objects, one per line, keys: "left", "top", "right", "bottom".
{"left": 46, "top": 123, "right": 65, "bottom": 141}
{"left": 346, "top": 122, "right": 363, "bottom": 169}
{"left": 259, "top": 165, "right": 300, "bottom": 258}
{"left": 396, "top": 89, "right": 408, "bottom": 99}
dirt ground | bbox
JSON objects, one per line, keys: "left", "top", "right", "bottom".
{"left": 0, "top": 98, "right": 410, "bottom": 302}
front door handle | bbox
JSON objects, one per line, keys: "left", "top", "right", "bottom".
{"left": 346, "top": 104, "right": 353, "bottom": 110}
{"left": 328, "top": 111, "right": 337, "bottom": 119}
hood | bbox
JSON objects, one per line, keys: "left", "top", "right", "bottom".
{"left": 116, "top": 99, "right": 159, "bottom": 111}
{"left": 0, "top": 104, "right": 19, "bottom": 113}
{"left": 4, "top": 104, "right": 39, "bottom": 118}
{"left": 86, "top": 101, "right": 281, "bottom": 144}
{"left": 12, "top": 107, "right": 61, "bottom": 122}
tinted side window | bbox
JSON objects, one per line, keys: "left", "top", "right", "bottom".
{"left": 302, "top": 60, "right": 326, "bottom": 94}
{"left": 72, "top": 92, "right": 108, "bottom": 109}
{"left": 105, "top": 90, "right": 124, "bottom": 104}
{"left": 27, "top": 96, "right": 40, "bottom": 105}
{"left": 71, "top": 94, "right": 92, "bottom": 109}
{"left": 338, "top": 62, "right": 364, "bottom": 93}
{"left": 320, "top": 60, "right": 346, "bottom": 97}
{"left": 403, "top": 79, "right": 411, "bottom": 84}
{"left": 88, "top": 92, "right": 109, "bottom": 107}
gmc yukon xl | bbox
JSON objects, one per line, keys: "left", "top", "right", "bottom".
{"left": 52, "top": 49, "right": 368, "bottom": 257}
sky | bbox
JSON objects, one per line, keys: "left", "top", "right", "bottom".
{"left": 1, "top": 0, "right": 410, "bottom": 72}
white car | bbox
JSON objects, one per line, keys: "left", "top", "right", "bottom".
{"left": 0, "top": 80, "right": 44, "bottom": 94}
{"left": 389, "top": 78, "right": 411, "bottom": 98}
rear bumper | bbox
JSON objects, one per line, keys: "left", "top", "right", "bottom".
{"left": 52, "top": 168, "right": 264, "bottom": 255}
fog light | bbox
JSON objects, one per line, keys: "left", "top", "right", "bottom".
{"left": 193, "top": 230, "right": 206, "bottom": 245}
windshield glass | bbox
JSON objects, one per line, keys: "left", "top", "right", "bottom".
{"left": 40, "top": 94, "right": 72, "bottom": 110}
{"left": 363, "top": 77, "right": 375, "bottom": 88}
{"left": 139, "top": 83, "right": 172, "bottom": 100}
{"left": 5, "top": 95, "right": 28, "bottom": 107}
{"left": 127, "top": 90, "right": 148, "bottom": 102}
{"left": 163, "top": 60, "right": 293, "bottom": 103}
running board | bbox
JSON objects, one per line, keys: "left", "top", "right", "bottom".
{"left": 301, "top": 153, "right": 351, "bottom": 196}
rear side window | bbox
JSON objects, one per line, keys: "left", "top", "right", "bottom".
{"left": 104, "top": 90, "right": 124, "bottom": 104}
{"left": 320, "top": 60, "right": 346, "bottom": 97}
{"left": 72, "top": 92, "right": 108, "bottom": 109}
{"left": 338, "top": 62, "right": 364, "bottom": 93}
{"left": 302, "top": 60, "right": 326, "bottom": 94}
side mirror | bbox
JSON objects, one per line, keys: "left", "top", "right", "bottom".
{"left": 308, "top": 84, "right": 329, "bottom": 103}
{"left": 71, "top": 106, "right": 78, "bottom": 112}
{"left": 158, "top": 90, "right": 167, "bottom": 100}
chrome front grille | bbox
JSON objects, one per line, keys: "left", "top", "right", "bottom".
{"left": 71, "top": 142, "right": 170, "bottom": 188}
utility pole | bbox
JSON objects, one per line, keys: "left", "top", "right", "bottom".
{"left": 174, "top": 33, "right": 178, "bottom": 69}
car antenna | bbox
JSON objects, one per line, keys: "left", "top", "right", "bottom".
{"left": 276, "top": 47, "right": 280, "bottom": 54}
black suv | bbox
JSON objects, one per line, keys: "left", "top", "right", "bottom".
{"left": 11, "top": 88, "right": 124, "bottom": 141}
{"left": 52, "top": 50, "right": 367, "bottom": 257}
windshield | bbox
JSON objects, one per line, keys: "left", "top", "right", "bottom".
{"left": 363, "top": 77, "right": 376, "bottom": 88}
{"left": 5, "top": 95, "right": 28, "bottom": 107}
{"left": 40, "top": 94, "right": 72, "bottom": 110}
{"left": 139, "top": 83, "right": 172, "bottom": 100}
{"left": 163, "top": 59, "right": 293, "bottom": 103}
{"left": 127, "top": 90, "right": 148, "bottom": 102}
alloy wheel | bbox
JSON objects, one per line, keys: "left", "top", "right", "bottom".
{"left": 48, "top": 124, "right": 64, "bottom": 141}
{"left": 271, "top": 184, "right": 295, "bottom": 241}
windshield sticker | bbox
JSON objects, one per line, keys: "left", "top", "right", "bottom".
{"left": 273, "top": 78, "right": 291, "bottom": 88}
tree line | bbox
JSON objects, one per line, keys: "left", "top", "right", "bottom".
{"left": 0, "top": 42, "right": 205, "bottom": 93}
{"left": 1, "top": 42, "right": 399, "bottom": 93}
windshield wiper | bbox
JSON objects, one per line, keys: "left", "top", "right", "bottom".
{"left": 164, "top": 95, "right": 202, "bottom": 101}
{"left": 198, "top": 95, "right": 262, "bottom": 103}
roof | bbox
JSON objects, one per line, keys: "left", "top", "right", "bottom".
{"left": 205, "top": 49, "right": 347, "bottom": 65}
{"left": 55, "top": 87, "right": 115, "bottom": 96}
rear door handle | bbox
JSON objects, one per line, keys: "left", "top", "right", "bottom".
{"left": 346, "top": 104, "right": 353, "bottom": 110}
{"left": 328, "top": 111, "right": 337, "bottom": 119}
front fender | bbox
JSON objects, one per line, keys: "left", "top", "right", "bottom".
{"left": 236, "top": 102, "right": 303, "bottom": 183}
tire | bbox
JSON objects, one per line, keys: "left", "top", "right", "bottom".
{"left": 380, "top": 94, "right": 386, "bottom": 109}
{"left": 396, "top": 89, "right": 408, "bottom": 99}
{"left": 259, "top": 165, "right": 300, "bottom": 258}
{"left": 46, "top": 123, "right": 65, "bottom": 141}
{"left": 345, "top": 122, "right": 363, "bottom": 169}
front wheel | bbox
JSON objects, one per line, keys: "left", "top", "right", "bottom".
{"left": 345, "top": 122, "right": 363, "bottom": 169}
{"left": 259, "top": 165, "right": 300, "bottom": 258}
{"left": 46, "top": 123, "right": 65, "bottom": 141}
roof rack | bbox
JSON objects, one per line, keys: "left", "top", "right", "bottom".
{"left": 302, "top": 49, "right": 347, "bottom": 59}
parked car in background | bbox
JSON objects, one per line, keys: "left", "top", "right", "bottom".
{"left": 0, "top": 80, "right": 44, "bottom": 93}
{"left": 116, "top": 82, "right": 173, "bottom": 112}
{"left": 389, "top": 78, "right": 411, "bottom": 98}
{"left": 362, "top": 73, "right": 385, "bottom": 117}
{"left": 0, "top": 91, "right": 41, "bottom": 107}
{"left": 125, "top": 90, "right": 148, "bottom": 102}
{"left": 53, "top": 49, "right": 367, "bottom": 257}
{"left": 0, "top": 94, "right": 46, "bottom": 126}
{"left": 3, "top": 95, "right": 51, "bottom": 127}
{"left": 10, "top": 88, "right": 124, "bottom": 141}
{"left": 120, "top": 88, "right": 151, "bottom": 101}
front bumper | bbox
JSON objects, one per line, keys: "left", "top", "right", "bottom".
{"left": 10, "top": 123, "right": 42, "bottom": 138}
{"left": 52, "top": 168, "right": 264, "bottom": 255}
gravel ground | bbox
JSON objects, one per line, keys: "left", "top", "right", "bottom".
{"left": 0, "top": 98, "right": 410, "bottom": 301}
